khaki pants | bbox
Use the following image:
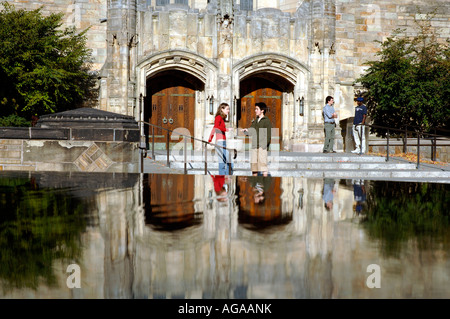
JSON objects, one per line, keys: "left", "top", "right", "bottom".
{"left": 352, "top": 124, "right": 366, "bottom": 153}
{"left": 323, "top": 122, "right": 335, "bottom": 152}
{"left": 250, "top": 147, "right": 268, "bottom": 173}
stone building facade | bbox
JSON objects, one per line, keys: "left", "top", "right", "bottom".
{"left": 6, "top": 0, "right": 450, "bottom": 151}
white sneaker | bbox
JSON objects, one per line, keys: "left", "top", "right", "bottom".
{"left": 351, "top": 149, "right": 360, "bottom": 153}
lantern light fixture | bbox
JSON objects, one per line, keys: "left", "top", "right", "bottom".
{"left": 209, "top": 96, "right": 214, "bottom": 115}
{"left": 299, "top": 96, "right": 304, "bottom": 116}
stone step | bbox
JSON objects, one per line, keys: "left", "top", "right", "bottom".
{"left": 153, "top": 153, "right": 389, "bottom": 163}
{"left": 168, "top": 161, "right": 417, "bottom": 170}
{"left": 146, "top": 151, "right": 450, "bottom": 182}
{"left": 184, "top": 168, "right": 450, "bottom": 180}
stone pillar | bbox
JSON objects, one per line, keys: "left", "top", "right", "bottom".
{"left": 101, "top": 0, "right": 138, "bottom": 116}
{"left": 216, "top": 0, "right": 234, "bottom": 125}
{"left": 307, "top": 0, "right": 342, "bottom": 151}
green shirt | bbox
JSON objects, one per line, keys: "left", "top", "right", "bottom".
{"left": 249, "top": 116, "right": 272, "bottom": 149}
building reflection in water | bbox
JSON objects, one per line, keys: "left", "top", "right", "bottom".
{"left": 0, "top": 172, "right": 448, "bottom": 299}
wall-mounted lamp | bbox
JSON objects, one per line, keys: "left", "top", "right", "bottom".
{"left": 299, "top": 96, "right": 304, "bottom": 116}
{"left": 209, "top": 96, "right": 214, "bottom": 115}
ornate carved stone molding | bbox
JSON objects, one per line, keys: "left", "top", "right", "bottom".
{"left": 138, "top": 50, "right": 219, "bottom": 85}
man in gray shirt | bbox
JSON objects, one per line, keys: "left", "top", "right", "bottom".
{"left": 323, "top": 178, "right": 336, "bottom": 211}
{"left": 322, "top": 96, "right": 337, "bottom": 153}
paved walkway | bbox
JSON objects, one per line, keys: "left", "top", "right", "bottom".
{"left": 143, "top": 151, "right": 450, "bottom": 183}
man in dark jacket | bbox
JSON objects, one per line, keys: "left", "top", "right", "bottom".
{"left": 351, "top": 96, "right": 367, "bottom": 154}
{"left": 242, "top": 102, "right": 272, "bottom": 176}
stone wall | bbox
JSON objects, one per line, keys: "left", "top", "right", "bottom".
{"left": 0, "top": 128, "right": 140, "bottom": 172}
{"left": 4, "top": 0, "right": 450, "bottom": 152}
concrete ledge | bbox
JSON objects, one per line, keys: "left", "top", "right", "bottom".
{"left": 0, "top": 127, "right": 140, "bottom": 142}
{"left": 0, "top": 138, "right": 140, "bottom": 173}
{"left": 0, "top": 127, "right": 69, "bottom": 140}
{"left": 0, "top": 164, "right": 37, "bottom": 171}
{"left": 0, "top": 109, "right": 142, "bottom": 173}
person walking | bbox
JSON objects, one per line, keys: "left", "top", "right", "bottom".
{"left": 208, "top": 103, "right": 233, "bottom": 175}
{"left": 242, "top": 102, "right": 272, "bottom": 176}
{"left": 323, "top": 96, "right": 337, "bottom": 153}
{"left": 351, "top": 96, "right": 368, "bottom": 154}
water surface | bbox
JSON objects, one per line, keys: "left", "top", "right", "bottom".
{"left": 0, "top": 171, "right": 449, "bottom": 299}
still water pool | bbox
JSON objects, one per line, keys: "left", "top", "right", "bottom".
{"left": 0, "top": 171, "right": 449, "bottom": 299}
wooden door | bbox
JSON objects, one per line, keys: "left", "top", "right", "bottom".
{"left": 238, "top": 80, "right": 282, "bottom": 150}
{"left": 144, "top": 174, "right": 200, "bottom": 231}
{"left": 149, "top": 83, "right": 195, "bottom": 148}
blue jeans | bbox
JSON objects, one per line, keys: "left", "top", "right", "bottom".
{"left": 216, "top": 140, "right": 233, "bottom": 175}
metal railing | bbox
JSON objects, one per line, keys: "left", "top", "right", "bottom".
{"left": 138, "top": 120, "right": 231, "bottom": 175}
{"left": 355, "top": 123, "right": 449, "bottom": 169}
{"left": 138, "top": 120, "right": 448, "bottom": 173}
{"left": 401, "top": 125, "right": 450, "bottom": 159}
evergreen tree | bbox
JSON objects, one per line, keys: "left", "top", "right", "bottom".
{"left": 355, "top": 14, "right": 450, "bottom": 137}
{"left": 0, "top": 2, "right": 97, "bottom": 122}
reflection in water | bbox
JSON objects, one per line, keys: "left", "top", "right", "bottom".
{"left": 352, "top": 179, "right": 367, "bottom": 214}
{"left": 0, "top": 172, "right": 449, "bottom": 298}
{"left": 0, "top": 175, "right": 88, "bottom": 292}
{"left": 144, "top": 174, "right": 202, "bottom": 231}
{"left": 322, "top": 178, "right": 336, "bottom": 211}
{"left": 236, "top": 176, "right": 292, "bottom": 230}
{"left": 362, "top": 181, "right": 450, "bottom": 257}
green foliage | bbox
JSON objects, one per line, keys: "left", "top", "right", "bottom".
{"left": 355, "top": 13, "right": 450, "bottom": 137}
{"left": 0, "top": 176, "right": 87, "bottom": 291}
{"left": 0, "top": 2, "right": 97, "bottom": 120}
{"left": 0, "top": 114, "right": 31, "bottom": 127}
{"left": 362, "top": 181, "right": 450, "bottom": 257}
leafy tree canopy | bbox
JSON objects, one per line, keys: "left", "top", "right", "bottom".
{"left": 355, "top": 13, "right": 450, "bottom": 137}
{"left": 0, "top": 2, "right": 97, "bottom": 120}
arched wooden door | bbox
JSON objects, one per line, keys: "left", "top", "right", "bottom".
{"left": 237, "top": 78, "right": 282, "bottom": 150}
{"left": 146, "top": 73, "right": 197, "bottom": 149}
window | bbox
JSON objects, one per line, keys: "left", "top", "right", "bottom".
{"left": 240, "top": 0, "right": 253, "bottom": 11}
{"left": 156, "top": 0, "right": 169, "bottom": 5}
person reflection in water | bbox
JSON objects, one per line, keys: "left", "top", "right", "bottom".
{"left": 249, "top": 175, "right": 272, "bottom": 204}
{"left": 322, "top": 178, "right": 336, "bottom": 211}
{"left": 212, "top": 175, "right": 229, "bottom": 202}
{"left": 352, "top": 179, "right": 366, "bottom": 215}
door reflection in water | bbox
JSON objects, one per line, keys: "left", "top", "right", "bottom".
{"left": 0, "top": 172, "right": 449, "bottom": 299}
{"left": 236, "top": 176, "right": 292, "bottom": 230}
{"left": 143, "top": 174, "right": 201, "bottom": 231}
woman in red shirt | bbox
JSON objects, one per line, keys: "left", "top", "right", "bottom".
{"left": 208, "top": 103, "right": 233, "bottom": 175}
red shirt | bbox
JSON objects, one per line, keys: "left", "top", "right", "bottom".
{"left": 209, "top": 115, "right": 227, "bottom": 142}
{"left": 212, "top": 175, "right": 225, "bottom": 193}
